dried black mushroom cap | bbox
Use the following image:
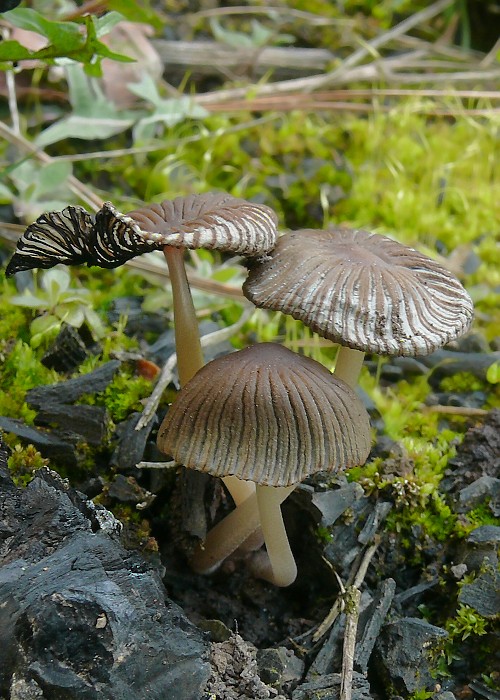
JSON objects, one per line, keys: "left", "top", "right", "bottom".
{"left": 158, "top": 342, "right": 371, "bottom": 488}
{"left": 158, "top": 342, "right": 371, "bottom": 587}
{"left": 243, "top": 228, "right": 474, "bottom": 357}
{"left": 127, "top": 192, "right": 278, "bottom": 255}
{"left": 91, "top": 202, "right": 160, "bottom": 267}
{"left": 5, "top": 202, "right": 161, "bottom": 276}
{"left": 6, "top": 206, "right": 96, "bottom": 275}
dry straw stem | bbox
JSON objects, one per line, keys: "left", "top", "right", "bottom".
{"left": 340, "top": 586, "right": 362, "bottom": 700}
{"left": 194, "top": 0, "right": 456, "bottom": 105}
{"left": 0, "top": 122, "right": 102, "bottom": 212}
{"left": 313, "top": 542, "right": 379, "bottom": 642}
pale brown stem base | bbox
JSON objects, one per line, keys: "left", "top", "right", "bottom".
{"left": 333, "top": 347, "right": 365, "bottom": 388}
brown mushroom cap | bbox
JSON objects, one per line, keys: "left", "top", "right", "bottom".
{"left": 243, "top": 228, "right": 474, "bottom": 356}
{"left": 157, "top": 342, "right": 371, "bottom": 488}
{"left": 125, "top": 192, "right": 278, "bottom": 255}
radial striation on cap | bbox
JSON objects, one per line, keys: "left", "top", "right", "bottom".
{"left": 243, "top": 228, "right": 474, "bottom": 356}
{"left": 127, "top": 192, "right": 278, "bottom": 255}
{"left": 158, "top": 343, "right": 371, "bottom": 488}
{"left": 6, "top": 206, "right": 96, "bottom": 275}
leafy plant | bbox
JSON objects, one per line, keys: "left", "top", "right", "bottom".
{"left": 9, "top": 267, "right": 105, "bottom": 348}
{"left": 35, "top": 63, "right": 137, "bottom": 147}
{"left": 0, "top": 8, "right": 133, "bottom": 76}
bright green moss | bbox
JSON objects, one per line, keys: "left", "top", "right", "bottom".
{"left": 440, "top": 372, "right": 487, "bottom": 394}
{"left": 0, "top": 340, "right": 59, "bottom": 423}
{"left": 6, "top": 442, "right": 49, "bottom": 487}
{"left": 80, "top": 367, "right": 154, "bottom": 423}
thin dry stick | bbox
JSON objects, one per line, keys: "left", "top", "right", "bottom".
{"left": 195, "top": 0, "right": 454, "bottom": 104}
{"left": 51, "top": 114, "right": 280, "bottom": 162}
{"left": 0, "top": 122, "right": 103, "bottom": 211}
{"left": 423, "top": 405, "right": 489, "bottom": 417}
{"left": 187, "top": 5, "right": 354, "bottom": 26}
{"left": 128, "top": 255, "right": 244, "bottom": 299}
{"left": 313, "top": 542, "right": 379, "bottom": 642}
{"left": 340, "top": 586, "right": 362, "bottom": 700}
{"left": 135, "top": 306, "right": 254, "bottom": 431}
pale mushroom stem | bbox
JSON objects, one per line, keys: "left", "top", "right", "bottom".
{"left": 255, "top": 484, "right": 297, "bottom": 587}
{"left": 162, "top": 246, "right": 205, "bottom": 387}
{"left": 190, "top": 486, "right": 292, "bottom": 575}
{"left": 162, "top": 246, "right": 255, "bottom": 504}
{"left": 333, "top": 347, "right": 365, "bottom": 389}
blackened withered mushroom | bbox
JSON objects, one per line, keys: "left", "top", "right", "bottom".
{"left": 157, "top": 342, "right": 371, "bottom": 587}
{"left": 5, "top": 206, "right": 96, "bottom": 275}
{"left": 243, "top": 228, "right": 474, "bottom": 387}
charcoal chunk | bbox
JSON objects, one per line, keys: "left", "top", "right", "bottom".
{"left": 374, "top": 617, "right": 448, "bottom": 694}
{"left": 0, "top": 467, "right": 209, "bottom": 700}
{"left": 26, "top": 360, "right": 121, "bottom": 409}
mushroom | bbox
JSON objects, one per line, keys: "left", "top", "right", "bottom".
{"left": 6, "top": 194, "right": 279, "bottom": 508}
{"left": 243, "top": 227, "right": 474, "bottom": 388}
{"left": 157, "top": 342, "right": 372, "bottom": 587}
{"left": 121, "top": 192, "right": 278, "bottom": 507}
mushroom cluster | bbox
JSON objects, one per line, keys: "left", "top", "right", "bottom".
{"left": 157, "top": 342, "right": 372, "bottom": 587}
{"left": 7, "top": 198, "right": 475, "bottom": 589}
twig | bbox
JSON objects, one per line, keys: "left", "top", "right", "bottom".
{"left": 0, "top": 122, "right": 103, "bottom": 211}
{"left": 136, "top": 460, "right": 177, "bottom": 469}
{"left": 313, "top": 542, "right": 379, "bottom": 642}
{"left": 195, "top": 0, "right": 454, "bottom": 104}
{"left": 187, "top": 5, "right": 355, "bottom": 26}
{"left": 423, "top": 405, "right": 489, "bottom": 417}
{"left": 46, "top": 114, "right": 280, "bottom": 162}
{"left": 340, "top": 586, "right": 362, "bottom": 700}
{"left": 134, "top": 307, "right": 254, "bottom": 431}
{"left": 126, "top": 255, "right": 245, "bottom": 299}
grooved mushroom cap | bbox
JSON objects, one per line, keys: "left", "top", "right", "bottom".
{"left": 243, "top": 228, "right": 474, "bottom": 356}
{"left": 126, "top": 192, "right": 278, "bottom": 255}
{"left": 157, "top": 343, "right": 371, "bottom": 488}
{"left": 5, "top": 206, "right": 96, "bottom": 275}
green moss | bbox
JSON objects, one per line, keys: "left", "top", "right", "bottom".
{"left": 459, "top": 502, "right": 500, "bottom": 533}
{"left": 439, "top": 372, "right": 488, "bottom": 394}
{"left": 80, "top": 366, "right": 154, "bottom": 423}
{"left": 6, "top": 442, "right": 49, "bottom": 487}
{"left": 0, "top": 340, "right": 59, "bottom": 423}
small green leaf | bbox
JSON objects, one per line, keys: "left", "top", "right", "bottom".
{"left": 9, "top": 292, "right": 50, "bottom": 310}
{"left": 5, "top": 8, "right": 82, "bottom": 44}
{"left": 0, "top": 40, "right": 38, "bottom": 62}
{"left": 93, "top": 11, "right": 126, "bottom": 37}
{"left": 58, "top": 306, "right": 85, "bottom": 328}
{"left": 486, "top": 361, "right": 500, "bottom": 384}
{"left": 84, "top": 307, "right": 106, "bottom": 338}
{"left": 41, "top": 268, "right": 71, "bottom": 297}
{"left": 30, "top": 313, "right": 61, "bottom": 341}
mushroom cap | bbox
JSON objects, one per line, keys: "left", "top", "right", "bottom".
{"left": 157, "top": 342, "right": 371, "bottom": 487}
{"left": 126, "top": 192, "right": 278, "bottom": 255}
{"left": 91, "top": 202, "right": 160, "bottom": 268}
{"left": 243, "top": 228, "right": 474, "bottom": 356}
{"left": 6, "top": 206, "right": 95, "bottom": 276}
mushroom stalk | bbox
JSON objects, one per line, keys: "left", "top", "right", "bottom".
{"left": 162, "top": 245, "right": 205, "bottom": 387}
{"left": 190, "top": 486, "right": 292, "bottom": 574}
{"left": 333, "top": 347, "right": 365, "bottom": 389}
{"left": 255, "top": 484, "right": 297, "bottom": 587}
{"left": 163, "top": 245, "right": 255, "bottom": 506}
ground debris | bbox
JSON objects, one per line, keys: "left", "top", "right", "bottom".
{"left": 204, "top": 632, "right": 287, "bottom": 700}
